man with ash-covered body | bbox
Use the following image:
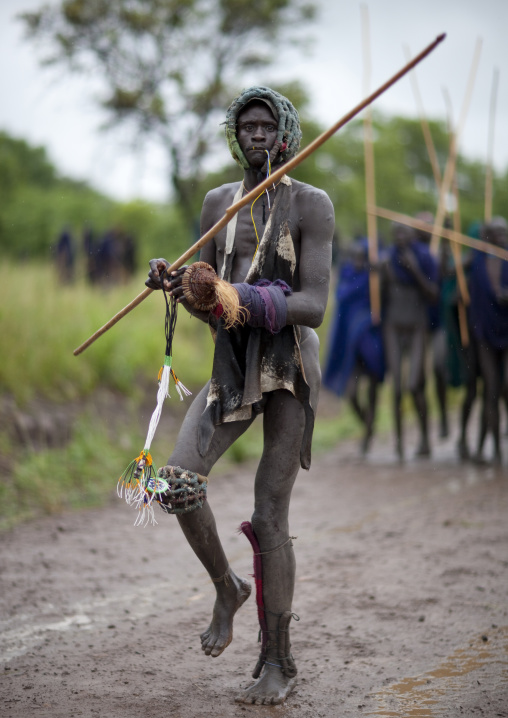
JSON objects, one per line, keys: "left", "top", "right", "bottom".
{"left": 146, "top": 87, "right": 334, "bottom": 704}
{"left": 381, "top": 222, "right": 439, "bottom": 460}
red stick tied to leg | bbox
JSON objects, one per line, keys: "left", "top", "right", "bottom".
{"left": 239, "top": 521, "right": 268, "bottom": 678}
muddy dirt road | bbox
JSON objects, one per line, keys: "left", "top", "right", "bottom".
{"left": 1, "top": 425, "right": 507, "bottom": 718}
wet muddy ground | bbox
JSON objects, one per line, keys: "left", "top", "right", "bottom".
{"left": 1, "top": 419, "right": 507, "bottom": 717}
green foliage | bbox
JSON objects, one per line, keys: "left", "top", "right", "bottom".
{"left": 108, "top": 200, "right": 193, "bottom": 265}
{"left": 0, "top": 410, "right": 139, "bottom": 530}
{"left": 0, "top": 131, "right": 57, "bottom": 196}
{"left": 20, "top": 0, "right": 317, "bottom": 231}
{"left": 0, "top": 131, "right": 116, "bottom": 257}
{"left": 0, "top": 255, "right": 216, "bottom": 530}
{"left": 0, "top": 130, "right": 198, "bottom": 263}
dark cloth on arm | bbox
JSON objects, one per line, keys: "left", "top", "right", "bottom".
{"left": 233, "top": 279, "right": 292, "bottom": 334}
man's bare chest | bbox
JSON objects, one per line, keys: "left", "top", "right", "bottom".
{"left": 214, "top": 194, "right": 300, "bottom": 281}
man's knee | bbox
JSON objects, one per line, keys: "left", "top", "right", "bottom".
{"left": 251, "top": 499, "right": 289, "bottom": 542}
{"left": 167, "top": 449, "right": 208, "bottom": 478}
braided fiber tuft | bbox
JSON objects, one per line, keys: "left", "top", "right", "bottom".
{"left": 181, "top": 261, "right": 218, "bottom": 312}
{"left": 182, "top": 262, "right": 249, "bottom": 328}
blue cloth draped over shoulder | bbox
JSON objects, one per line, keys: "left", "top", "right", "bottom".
{"left": 323, "top": 260, "right": 385, "bottom": 397}
{"left": 469, "top": 250, "right": 508, "bottom": 350}
{"left": 389, "top": 239, "right": 439, "bottom": 329}
{"left": 389, "top": 239, "right": 439, "bottom": 285}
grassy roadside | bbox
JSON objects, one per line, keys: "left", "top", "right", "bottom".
{"left": 0, "top": 399, "right": 375, "bottom": 532}
{"left": 0, "top": 260, "right": 212, "bottom": 528}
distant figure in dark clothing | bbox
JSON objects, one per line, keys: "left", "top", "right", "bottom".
{"left": 381, "top": 222, "right": 439, "bottom": 460}
{"left": 55, "top": 226, "right": 75, "bottom": 282}
{"left": 122, "top": 233, "right": 137, "bottom": 277}
{"left": 95, "top": 229, "right": 118, "bottom": 284}
{"left": 456, "top": 329, "right": 482, "bottom": 460}
{"left": 468, "top": 216, "right": 508, "bottom": 465}
{"left": 83, "top": 224, "right": 98, "bottom": 284}
{"left": 453, "top": 222, "right": 482, "bottom": 461}
{"left": 323, "top": 238, "right": 385, "bottom": 454}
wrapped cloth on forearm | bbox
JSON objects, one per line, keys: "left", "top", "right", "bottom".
{"left": 181, "top": 262, "right": 292, "bottom": 333}
{"left": 232, "top": 279, "right": 292, "bottom": 333}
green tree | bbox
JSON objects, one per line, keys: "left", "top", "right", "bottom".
{"left": 0, "top": 131, "right": 57, "bottom": 198}
{"left": 0, "top": 131, "right": 114, "bottom": 257}
{"left": 20, "top": 0, "right": 316, "bottom": 236}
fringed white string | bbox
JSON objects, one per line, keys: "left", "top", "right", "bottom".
{"left": 144, "top": 359, "right": 171, "bottom": 452}
{"left": 118, "top": 278, "right": 192, "bottom": 527}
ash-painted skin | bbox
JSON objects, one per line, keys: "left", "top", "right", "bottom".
{"left": 380, "top": 222, "right": 439, "bottom": 461}
{"left": 146, "top": 101, "right": 334, "bottom": 705}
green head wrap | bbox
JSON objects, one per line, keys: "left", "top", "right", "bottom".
{"left": 225, "top": 86, "right": 302, "bottom": 171}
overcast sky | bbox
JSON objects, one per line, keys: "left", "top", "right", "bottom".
{"left": 1, "top": 0, "right": 507, "bottom": 203}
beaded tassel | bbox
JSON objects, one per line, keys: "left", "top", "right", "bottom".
{"left": 118, "top": 271, "right": 191, "bottom": 525}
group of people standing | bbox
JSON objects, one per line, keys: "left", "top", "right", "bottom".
{"left": 323, "top": 216, "right": 508, "bottom": 465}
{"left": 55, "top": 224, "right": 136, "bottom": 284}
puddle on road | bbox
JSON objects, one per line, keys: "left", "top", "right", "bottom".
{"left": 367, "top": 626, "right": 508, "bottom": 717}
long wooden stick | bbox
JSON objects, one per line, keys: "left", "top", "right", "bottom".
{"left": 449, "top": 148, "right": 470, "bottom": 305}
{"left": 361, "top": 4, "right": 381, "bottom": 325}
{"left": 450, "top": 169, "right": 470, "bottom": 346}
{"left": 443, "top": 101, "right": 471, "bottom": 308}
{"left": 429, "top": 38, "right": 482, "bottom": 255}
{"left": 423, "top": 81, "right": 471, "bottom": 344}
{"left": 404, "top": 45, "right": 442, "bottom": 188}
{"left": 439, "top": 92, "right": 473, "bottom": 345}
{"left": 388, "top": 45, "right": 474, "bottom": 349}
{"left": 371, "top": 205, "right": 508, "bottom": 261}
{"left": 405, "top": 61, "right": 471, "bottom": 312}
{"left": 73, "top": 32, "right": 446, "bottom": 356}
{"left": 485, "top": 67, "right": 499, "bottom": 223}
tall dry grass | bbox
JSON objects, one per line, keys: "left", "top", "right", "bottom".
{"left": 0, "top": 261, "right": 214, "bottom": 402}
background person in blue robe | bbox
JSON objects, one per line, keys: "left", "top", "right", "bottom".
{"left": 468, "top": 216, "right": 508, "bottom": 465}
{"left": 323, "top": 238, "right": 385, "bottom": 454}
{"left": 381, "top": 222, "right": 439, "bottom": 460}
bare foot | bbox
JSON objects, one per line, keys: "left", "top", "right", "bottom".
{"left": 235, "top": 665, "right": 297, "bottom": 705}
{"left": 200, "top": 570, "right": 251, "bottom": 657}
